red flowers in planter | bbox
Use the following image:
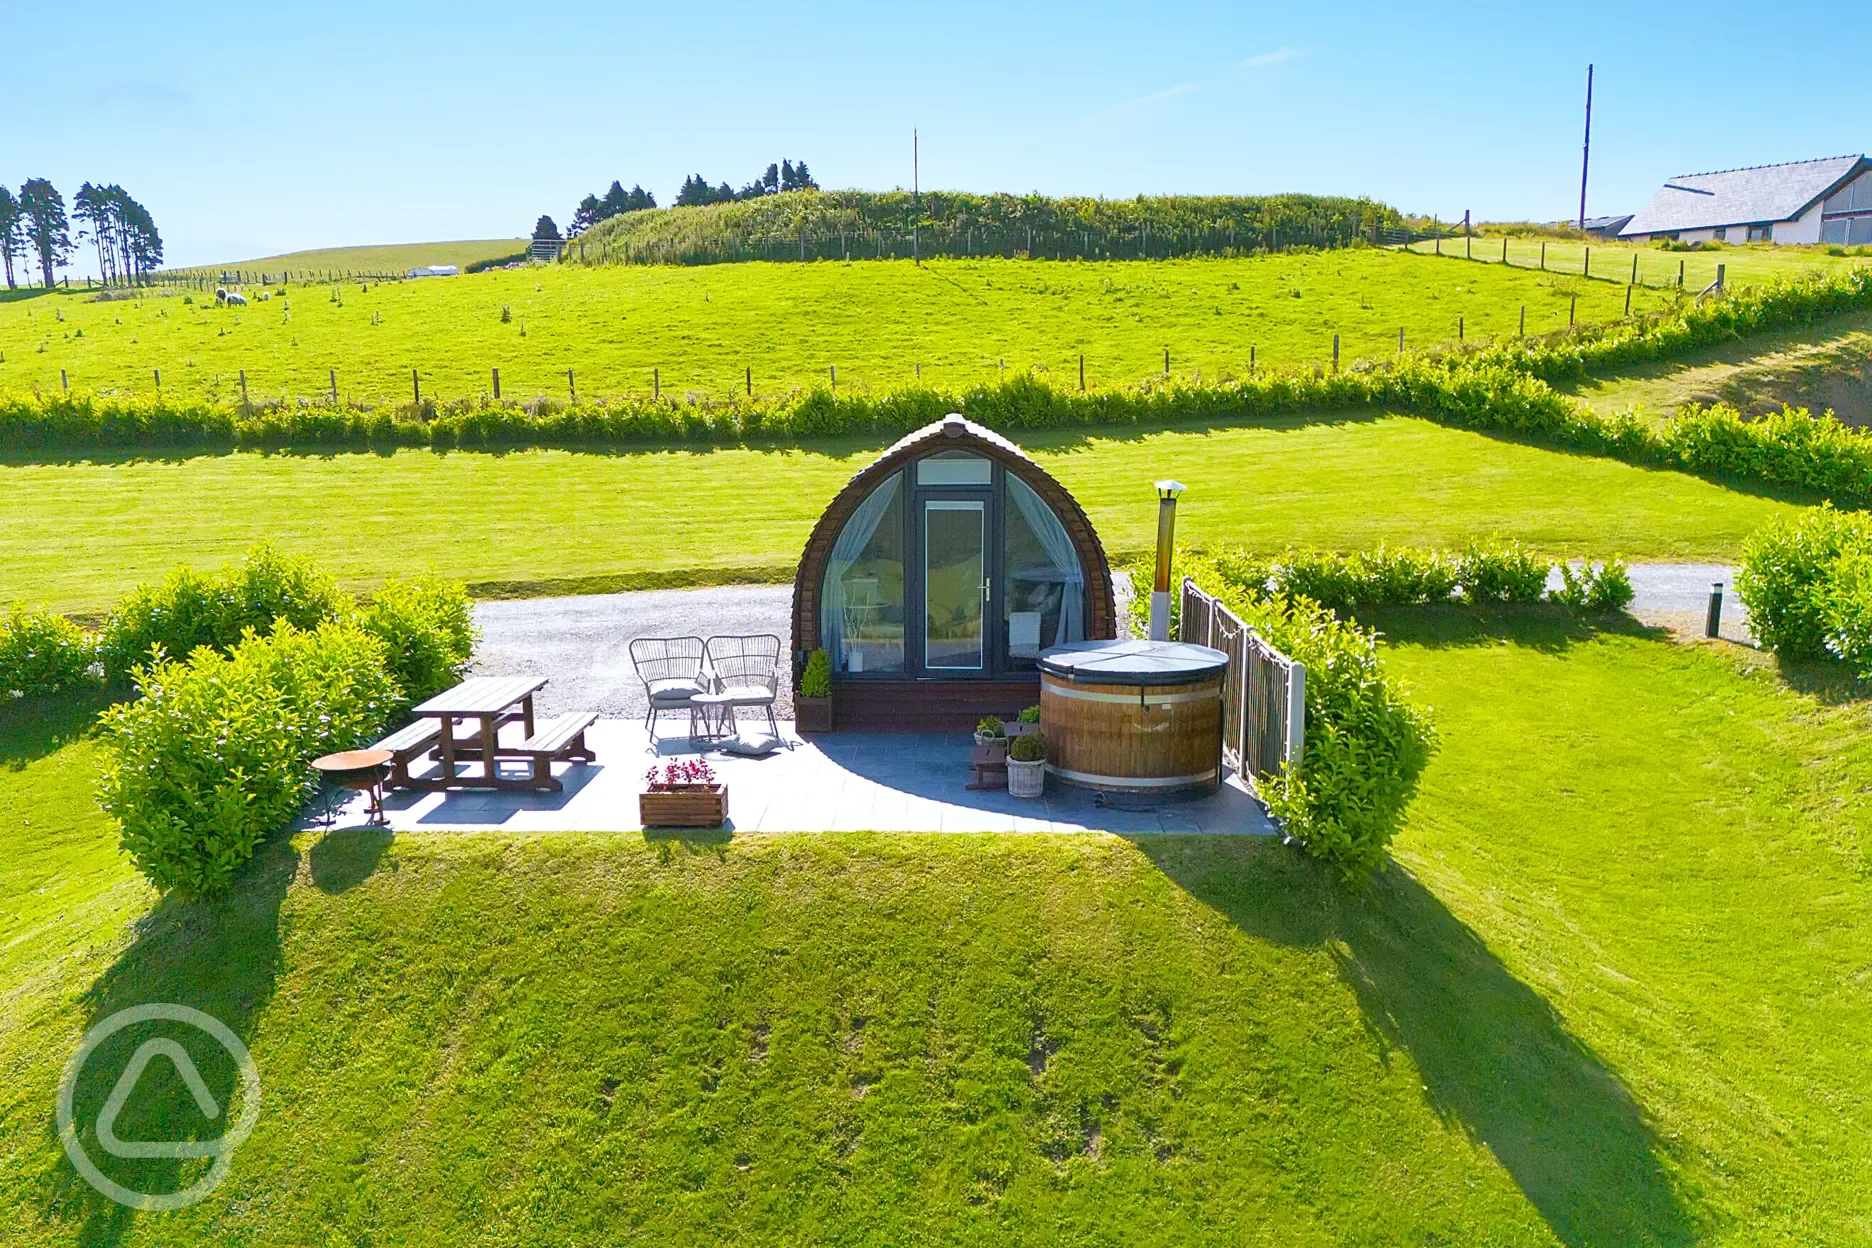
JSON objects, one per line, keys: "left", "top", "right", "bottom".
{"left": 643, "top": 758, "right": 718, "bottom": 790}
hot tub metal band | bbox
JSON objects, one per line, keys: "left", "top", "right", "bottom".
{"left": 1041, "top": 681, "right": 1222, "bottom": 711}
{"left": 1045, "top": 763, "right": 1221, "bottom": 789}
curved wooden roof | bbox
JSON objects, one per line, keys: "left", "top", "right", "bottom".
{"left": 792, "top": 415, "right": 1117, "bottom": 662}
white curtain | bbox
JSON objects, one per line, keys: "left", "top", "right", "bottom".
{"left": 821, "top": 472, "right": 901, "bottom": 670}
{"left": 1008, "top": 476, "right": 1084, "bottom": 646}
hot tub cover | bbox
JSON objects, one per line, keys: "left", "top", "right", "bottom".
{"left": 1037, "top": 639, "right": 1229, "bottom": 686}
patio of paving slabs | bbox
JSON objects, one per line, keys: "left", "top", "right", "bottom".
{"left": 310, "top": 719, "right": 1276, "bottom": 836}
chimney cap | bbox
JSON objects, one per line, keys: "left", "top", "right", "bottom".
{"left": 1155, "top": 479, "right": 1187, "bottom": 498}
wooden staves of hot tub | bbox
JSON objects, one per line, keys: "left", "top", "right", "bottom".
{"left": 1037, "top": 639, "right": 1229, "bottom": 795}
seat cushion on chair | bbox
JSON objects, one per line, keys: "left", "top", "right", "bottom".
{"left": 648, "top": 678, "right": 703, "bottom": 703}
{"left": 717, "top": 683, "right": 775, "bottom": 704}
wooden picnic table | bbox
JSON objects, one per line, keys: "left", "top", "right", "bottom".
{"left": 410, "top": 675, "right": 548, "bottom": 791}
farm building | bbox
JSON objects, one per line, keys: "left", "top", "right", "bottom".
{"left": 1620, "top": 155, "right": 1872, "bottom": 246}
{"left": 406, "top": 264, "right": 460, "bottom": 278}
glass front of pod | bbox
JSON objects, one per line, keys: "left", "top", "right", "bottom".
{"left": 821, "top": 453, "right": 1088, "bottom": 678}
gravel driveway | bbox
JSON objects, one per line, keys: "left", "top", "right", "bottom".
{"left": 472, "top": 565, "right": 1749, "bottom": 718}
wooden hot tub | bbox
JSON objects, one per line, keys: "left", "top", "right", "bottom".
{"left": 1037, "top": 639, "right": 1229, "bottom": 795}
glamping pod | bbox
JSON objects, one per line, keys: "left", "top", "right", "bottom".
{"left": 792, "top": 415, "right": 1117, "bottom": 731}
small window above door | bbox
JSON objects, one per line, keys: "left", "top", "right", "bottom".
{"left": 917, "top": 451, "right": 991, "bottom": 486}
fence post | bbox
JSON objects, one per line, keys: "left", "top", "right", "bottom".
{"left": 1079, "top": 354, "right": 1085, "bottom": 391}
{"left": 491, "top": 367, "right": 499, "bottom": 399}
{"left": 153, "top": 368, "right": 160, "bottom": 391}
{"left": 1584, "top": 246, "right": 1591, "bottom": 278}
{"left": 830, "top": 365, "right": 836, "bottom": 392}
{"left": 654, "top": 368, "right": 660, "bottom": 401}
{"left": 239, "top": 368, "right": 247, "bottom": 408}
{"left": 1631, "top": 252, "right": 1639, "bottom": 284}
{"left": 1678, "top": 259, "right": 1685, "bottom": 288}
{"left": 1541, "top": 241, "right": 1547, "bottom": 270}
{"left": 567, "top": 368, "right": 576, "bottom": 401}
{"left": 747, "top": 366, "right": 752, "bottom": 396}
{"left": 1625, "top": 284, "right": 1633, "bottom": 316}
{"left": 331, "top": 369, "right": 339, "bottom": 403}
{"left": 1458, "top": 316, "right": 1464, "bottom": 341}
{"left": 1502, "top": 236, "right": 1508, "bottom": 264}
{"left": 1716, "top": 263, "right": 1726, "bottom": 290}
{"left": 1284, "top": 662, "right": 1306, "bottom": 769}
{"left": 1163, "top": 347, "right": 1170, "bottom": 376}
{"left": 1520, "top": 305, "right": 1526, "bottom": 336}
{"left": 1398, "top": 326, "right": 1404, "bottom": 354}
{"left": 1332, "top": 334, "right": 1340, "bottom": 371}
{"left": 61, "top": 368, "right": 68, "bottom": 391}
{"left": 412, "top": 369, "right": 420, "bottom": 404}
{"left": 1570, "top": 294, "right": 1577, "bottom": 326}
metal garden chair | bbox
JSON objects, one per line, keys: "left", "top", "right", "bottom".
{"left": 702, "top": 634, "right": 784, "bottom": 739}
{"left": 628, "top": 635, "right": 708, "bottom": 743}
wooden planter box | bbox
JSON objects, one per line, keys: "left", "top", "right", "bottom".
{"left": 796, "top": 695, "right": 833, "bottom": 734}
{"left": 639, "top": 784, "right": 729, "bottom": 828}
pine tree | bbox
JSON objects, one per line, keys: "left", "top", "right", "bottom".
{"left": 533, "top": 214, "right": 561, "bottom": 241}
{"left": 0, "top": 185, "right": 20, "bottom": 289}
{"left": 600, "top": 180, "right": 630, "bottom": 219}
{"left": 627, "top": 184, "right": 656, "bottom": 211}
{"left": 569, "top": 194, "right": 602, "bottom": 236}
{"left": 18, "top": 178, "right": 72, "bottom": 288}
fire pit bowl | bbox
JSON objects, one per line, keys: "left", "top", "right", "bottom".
{"left": 312, "top": 749, "right": 394, "bottom": 825}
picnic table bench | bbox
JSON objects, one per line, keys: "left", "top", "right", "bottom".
{"left": 371, "top": 676, "right": 598, "bottom": 792}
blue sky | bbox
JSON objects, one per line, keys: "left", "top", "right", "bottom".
{"left": 8, "top": 0, "right": 1869, "bottom": 271}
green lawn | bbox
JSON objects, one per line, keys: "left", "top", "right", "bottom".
{"left": 2, "top": 611, "right": 1867, "bottom": 1244}
{"left": 0, "top": 251, "right": 1679, "bottom": 407}
{"left": 0, "top": 415, "right": 1815, "bottom": 613}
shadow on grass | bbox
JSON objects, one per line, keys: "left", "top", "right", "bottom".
{"left": 40, "top": 834, "right": 298, "bottom": 1246}
{"left": 0, "top": 689, "right": 117, "bottom": 769}
{"left": 1352, "top": 602, "right": 1670, "bottom": 655}
{"left": 1135, "top": 837, "right": 1697, "bottom": 1248}
{"left": 308, "top": 824, "right": 393, "bottom": 893}
{"left": 1772, "top": 653, "right": 1872, "bottom": 706}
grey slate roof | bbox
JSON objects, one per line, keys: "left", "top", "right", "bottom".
{"left": 1619, "top": 155, "right": 1867, "bottom": 236}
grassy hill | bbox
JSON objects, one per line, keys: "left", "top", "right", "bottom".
{"left": 2, "top": 611, "right": 1867, "bottom": 1244}
{"left": 0, "top": 415, "right": 1817, "bottom": 613}
{"left": 165, "top": 239, "right": 526, "bottom": 280}
{"left": 0, "top": 250, "right": 1688, "bottom": 407}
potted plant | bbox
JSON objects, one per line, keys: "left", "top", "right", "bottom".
{"left": 1007, "top": 731, "right": 1047, "bottom": 798}
{"left": 639, "top": 757, "right": 728, "bottom": 828}
{"left": 974, "top": 716, "right": 1005, "bottom": 746}
{"left": 797, "top": 648, "right": 833, "bottom": 733}
{"left": 1007, "top": 704, "right": 1042, "bottom": 739}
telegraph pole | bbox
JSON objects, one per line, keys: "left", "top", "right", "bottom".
{"left": 913, "top": 128, "right": 920, "bottom": 266}
{"left": 1578, "top": 64, "right": 1593, "bottom": 232}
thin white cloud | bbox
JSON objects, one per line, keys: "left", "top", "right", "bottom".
{"left": 1092, "top": 80, "right": 1207, "bottom": 122}
{"left": 1240, "top": 47, "right": 1301, "bottom": 69}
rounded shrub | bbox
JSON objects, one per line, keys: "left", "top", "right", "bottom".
{"left": 0, "top": 607, "right": 102, "bottom": 697}
{"left": 97, "top": 620, "right": 401, "bottom": 895}
{"left": 1736, "top": 506, "right": 1872, "bottom": 660}
{"left": 354, "top": 575, "right": 477, "bottom": 705}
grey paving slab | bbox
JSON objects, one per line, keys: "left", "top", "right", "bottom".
{"left": 306, "top": 719, "right": 1277, "bottom": 837}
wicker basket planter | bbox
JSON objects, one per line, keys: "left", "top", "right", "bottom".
{"left": 639, "top": 783, "right": 729, "bottom": 828}
{"left": 1007, "top": 758, "right": 1046, "bottom": 799}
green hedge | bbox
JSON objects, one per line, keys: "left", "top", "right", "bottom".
{"left": 101, "top": 545, "right": 351, "bottom": 680}
{"left": 1140, "top": 559, "right": 1435, "bottom": 880}
{"left": 1208, "top": 543, "right": 1633, "bottom": 613}
{"left": 87, "top": 556, "right": 476, "bottom": 894}
{"left": 1735, "top": 505, "right": 1872, "bottom": 664}
{"left": 98, "top": 621, "right": 402, "bottom": 894}
{"left": 354, "top": 575, "right": 478, "bottom": 704}
{"left": 0, "top": 607, "right": 102, "bottom": 698}
{"left": 7, "top": 267, "right": 1872, "bottom": 507}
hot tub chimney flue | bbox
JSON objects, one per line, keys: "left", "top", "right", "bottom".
{"left": 1149, "top": 480, "right": 1186, "bottom": 641}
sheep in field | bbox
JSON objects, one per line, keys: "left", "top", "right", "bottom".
{"left": 225, "top": 291, "right": 248, "bottom": 306}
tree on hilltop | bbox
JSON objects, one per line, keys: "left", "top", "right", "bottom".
{"left": 568, "top": 193, "right": 603, "bottom": 236}
{"left": 626, "top": 184, "right": 656, "bottom": 211}
{"left": 600, "top": 180, "right": 631, "bottom": 218}
{"left": 18, "top": 178, "right": 71, "bottom": 288}
{"left": 780, "top": 159, "right": 817, "bottom": 192}
{"left": 533, "top": 214, "right": 561, "bottom": 241}
{"left": 0, "top": 186, "right": 21, "bottom": 289}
